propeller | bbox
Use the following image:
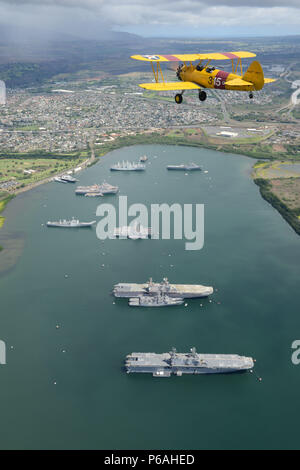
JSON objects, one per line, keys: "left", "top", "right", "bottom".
{"left": 176, "top": 64, "right": 183, "bottom": 80}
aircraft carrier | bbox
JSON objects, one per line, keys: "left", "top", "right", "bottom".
{"left": 125, "top": 347, "right": 254, "bottom": 377}
{"left": 113, "top": 277, "right": 213, "bottom": 298}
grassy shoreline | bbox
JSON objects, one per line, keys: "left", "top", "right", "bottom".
{"left": 254, "top": 178, "right": 300, "bottom": 236}
{"left": 93, "top": 131, "right": 300, "bottom": 162}
{"left": 0, "top": 195, "right": 15, "bottom": 251}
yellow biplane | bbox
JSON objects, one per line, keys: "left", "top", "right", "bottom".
{"left": 131, "top": 51, "right": 275, "bottom": 103}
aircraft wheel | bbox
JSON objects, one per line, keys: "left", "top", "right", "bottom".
{"left": 199, "top": 90, "right": 207, "bottom": 102}
{"left": 249, "top": 92, "right": 254, "bottom": 99}
{"left": 175, "top": 94, "right": 183, "bottom": 104}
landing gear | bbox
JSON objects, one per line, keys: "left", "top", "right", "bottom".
{"left": 199, "top": 90, "right": 207, "bottom": 102}
{"left": 175, "top": 93, "right": 183, "bottom": 104}
{"left": 249, "top": 92, "right": 254, "bottom": 99}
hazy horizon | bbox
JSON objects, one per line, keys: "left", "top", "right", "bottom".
{"left": 0, "top": 0, "right": 299, "bottom": 42}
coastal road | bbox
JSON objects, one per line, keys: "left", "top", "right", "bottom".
{"left": 212, "top": 91, "right": 231, "bottom": 123}
{"left": 291, "top": 87, "right": 300, "bottom": 106}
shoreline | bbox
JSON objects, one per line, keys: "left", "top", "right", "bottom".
{"left": 0, "top": 150, "right": 95, "bottom": 251}
{"left": 254, "top": 178, "right": 300, "bottom": 236}
{"left": 0, "top": 131, "right": 299, "bottom": 248}
{"left": 0, "top": 194, "right": 15, "bottom": 251}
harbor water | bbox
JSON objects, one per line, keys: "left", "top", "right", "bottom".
{"left": 0, "top": 144, "right": 300, "bottom": 449}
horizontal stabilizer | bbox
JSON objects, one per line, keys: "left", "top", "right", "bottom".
{"left": 264, "top": 78, "right": 276, "bottom": 84}
{"left": 226, "top": 78, "right": 253, "bottom": 87}
{"left": 139, "top": 82, "right": 201, "bottom": 91}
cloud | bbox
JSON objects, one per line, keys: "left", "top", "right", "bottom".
{"left": 0, "top": 0, "right": 299, "bottom": 38}
{"left": 1, "top": 0, "right": 300, "bottom": 7}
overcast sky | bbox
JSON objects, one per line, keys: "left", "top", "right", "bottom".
{"left": 0, "top": 0, "right": 299, "bottom": 39}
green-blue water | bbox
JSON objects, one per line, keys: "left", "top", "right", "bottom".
{"left": 0, "top": 144, "right": 300, "bottom": 450}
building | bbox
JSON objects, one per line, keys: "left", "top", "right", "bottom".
{"left": 0, "top": 81, "right": 6, "bottom": 106}
{"left": 217, "top": 131, "right": 238, "bottom": 138}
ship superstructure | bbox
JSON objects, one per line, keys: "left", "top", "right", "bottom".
{"left": 113, "top": 277, "right": 213, "bottom": 299}
{"left": 125, "top": 347, "right": 254, "bottom": 377}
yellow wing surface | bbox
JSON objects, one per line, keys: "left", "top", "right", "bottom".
{"left": 139, "top": 82, "right": 201, "bottom": 91}
{"left": 131, "top": 51, "right": 256, "bottom": 62}
{"left": 226, "top": 78, "right": 253, "bottom": 87}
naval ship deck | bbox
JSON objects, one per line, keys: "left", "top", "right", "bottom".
{"left": 126, "top": 352, "right": 254, "bottom": 376}
{"left": 114, "top": 282, "right": 213, "bottom": 298}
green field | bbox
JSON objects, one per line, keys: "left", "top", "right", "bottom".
{"left": 0, "top": 154, "right": 86, "bottom": 187}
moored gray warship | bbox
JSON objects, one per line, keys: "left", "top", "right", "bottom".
{"left": 167, "top": 162, "right": 202, "bottom": 171}
{"left": 113, "top": 277, "right": 213, "bottom": 299}
{"left": 110, "top": 161, "right": 146, "bottom": 171}
{"left": 47, "top": 218, "right": 96, "bottom": 228}
{"left": 75, "top": 181, "right": 118, "bottom": 196}
{"left": 125, "top": 347, "right": 254, "bottom": 377}
{"left": 128, "top": 293, "right": 184, "bottom": 307}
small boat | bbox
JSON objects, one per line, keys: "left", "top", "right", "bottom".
{"left": 54, "top": 177, "right": 67, "bottom": 183}
{"left": 60, "top": 174, "right": 78, "bottom": 183}
{"left": 113, "top": 224, "right": 152, "bottom": 239}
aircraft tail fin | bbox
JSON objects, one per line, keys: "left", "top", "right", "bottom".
{"left": 243, "top": 60, "right": 264, "bottom": 90}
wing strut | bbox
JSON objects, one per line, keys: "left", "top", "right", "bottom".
{"left": 150, "top": 61, "right": 165, "bottom": 84}
{"left": 232, "top": 57, "right": 243, "bottom": 75}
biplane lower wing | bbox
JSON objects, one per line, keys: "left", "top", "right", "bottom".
{"left": 139, "top": 82, "right": 201, "bottom": 91}
{"left": 264, "top": 78, "right": 276, "bottom": 84}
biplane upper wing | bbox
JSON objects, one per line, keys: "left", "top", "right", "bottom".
{"left": 264, "top": 78, "right": 276, "bottom": 83}
{"left": 139, "top": 82, "right": 201, "bottom": 91}
{"left": 131, "top": 51, "right": 256, "bottom": 62}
